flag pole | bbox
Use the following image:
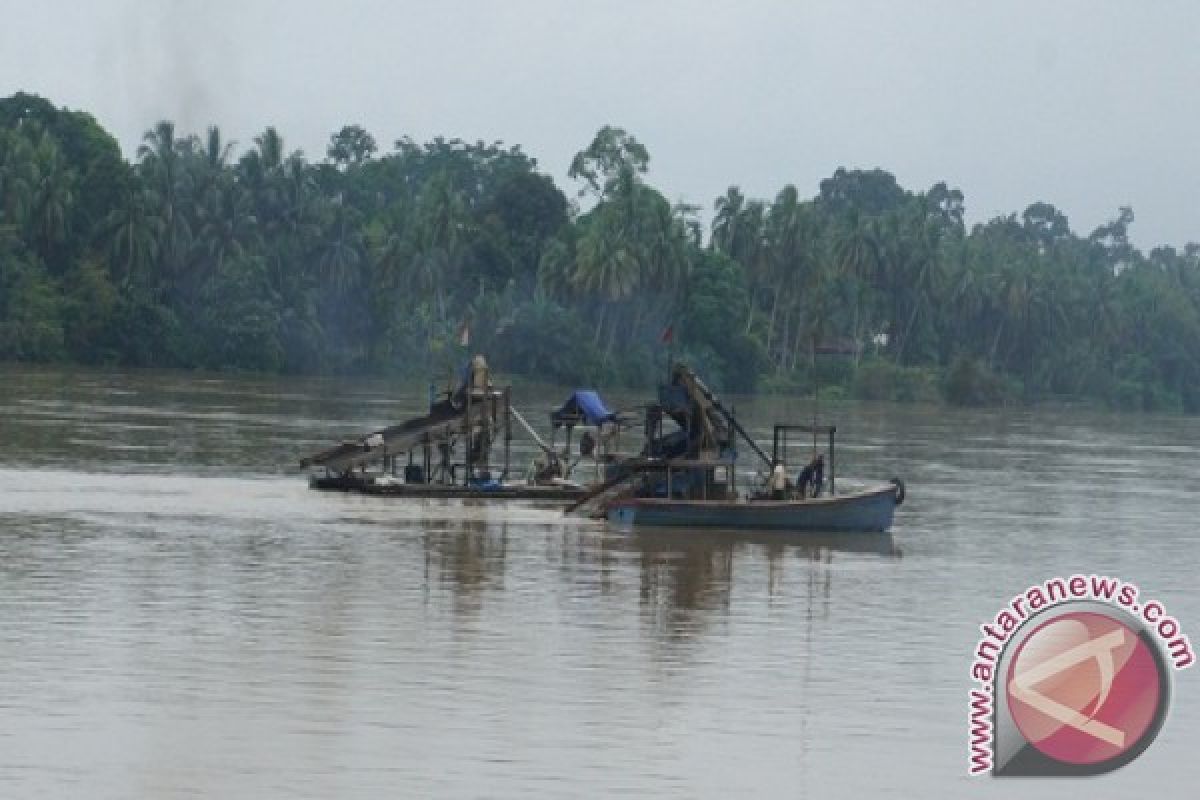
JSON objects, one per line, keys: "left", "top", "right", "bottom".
{"left": 811, "top": 334, "right": 818, "bottom": 457}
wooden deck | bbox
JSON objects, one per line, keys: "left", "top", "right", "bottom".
{"left": 309, "top": 474, "right": 587, "bottom": 501}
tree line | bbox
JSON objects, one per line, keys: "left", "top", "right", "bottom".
{"left": 2, "top": 92, "right": 1199, "bottom": 412}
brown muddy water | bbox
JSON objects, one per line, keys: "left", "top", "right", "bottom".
{"left": 1, "top": 365, "right": 1197, "bottom": 797}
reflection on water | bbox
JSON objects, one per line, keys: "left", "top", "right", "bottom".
{"left": 625, "top": 530, "right": 899, "bottom": 637}
{"left": 1, "top": 365, "right": 1198, "bottom": 797}
{"left": 415, "top": 516, "right": 899, "bottom": 646}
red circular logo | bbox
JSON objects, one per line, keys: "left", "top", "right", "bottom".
{"left": 1006, "top": 611, "right": 1163, "bottom": 766}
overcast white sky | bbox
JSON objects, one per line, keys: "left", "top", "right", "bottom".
{"left": 3, "top": 1, "right": 1199, "bottom": 248}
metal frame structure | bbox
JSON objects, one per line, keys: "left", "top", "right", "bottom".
{"left": 771, "top": 424, "right": 837, "bottom": 496}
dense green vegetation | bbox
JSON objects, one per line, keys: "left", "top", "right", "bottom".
{"left": 3, "top": 92, "right": 1200, "bottom": 412}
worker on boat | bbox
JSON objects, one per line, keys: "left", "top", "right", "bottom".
{"left": 796, "top": 453, "right": 825, "bottom": 498}
{"left": 768, "top": 460, "right": 789, "bottom": 500}
{"left": 469, "top": 354, "right": 491, "bottom": 394}
{"left": 437, "top": 439, "right": 455, "bottom": 483}
{"left": 531, "top": 453, "right": 564, "bottom": 484}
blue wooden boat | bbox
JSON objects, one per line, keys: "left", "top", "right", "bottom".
{"left": 571, "top": 364, "right": 906, "bottom": 533}
{"left": 607, "top": 480, "right": 903, "bottom": 532}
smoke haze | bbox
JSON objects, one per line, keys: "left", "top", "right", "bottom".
{"left": 4, "top": 0, "right": 1199, "bottom": 248}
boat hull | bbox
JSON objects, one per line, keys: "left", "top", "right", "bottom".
{"left": 607, "top": 483, "right": 900, "bottom": 533}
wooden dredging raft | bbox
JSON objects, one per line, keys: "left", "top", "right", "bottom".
{"left": 300, "top": 355, "right": 630, "bottom": 502}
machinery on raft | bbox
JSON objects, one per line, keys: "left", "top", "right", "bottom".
{"left": 301, "top": 355, "right": 631, "bottom": 501}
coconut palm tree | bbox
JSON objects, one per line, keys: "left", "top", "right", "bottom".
{"left": 137, "top": 121, "right": 193, "bottom": 290}
{"left": 735, "top": 199, "right": 769, "bottom": 335}
{"left": 102, "top": 182, "right": 162, "bottom": 289}
{"left": 26, "top": 130, "right": 77, "bottom": 268}
{"left": 536, "top": 236, "right": 575, "bottom": 300}
{"left": 711, "top": 186, "right": 745, "bottom": 256}
{"left": 0, "top": 127, "right": 37, "bottom": 230}
{"left": 762, "top": 186, "right": 818, "bottom": 368}
{"left": 193, "top": 174, "right": 257, "bottom": 282}
{"left": 204, "top": 125, "right": 234, "bottom": 171}
{"left": 319, "top": 201, "right": 364, "bottom": 296}
{"left": 254, "top": 127, "right": 284, "bottom": 172}
{"left": 833, "top": 209, "right": 881, "bottom": 361}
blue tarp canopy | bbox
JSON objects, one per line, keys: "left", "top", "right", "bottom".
{"left": 552, "top": 390, "right": 617, "bottom": 427}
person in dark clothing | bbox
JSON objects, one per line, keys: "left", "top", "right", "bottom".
{"left": 796, "top": 453, "right": 826, "bottom": 498}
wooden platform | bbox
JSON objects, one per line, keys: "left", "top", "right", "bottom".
{"left": 309, "top": 474, "right": 587, "bottom": 501}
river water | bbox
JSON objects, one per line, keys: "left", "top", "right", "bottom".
{"left": 1, "top": 365, "right": 1197, "bottom": 798}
